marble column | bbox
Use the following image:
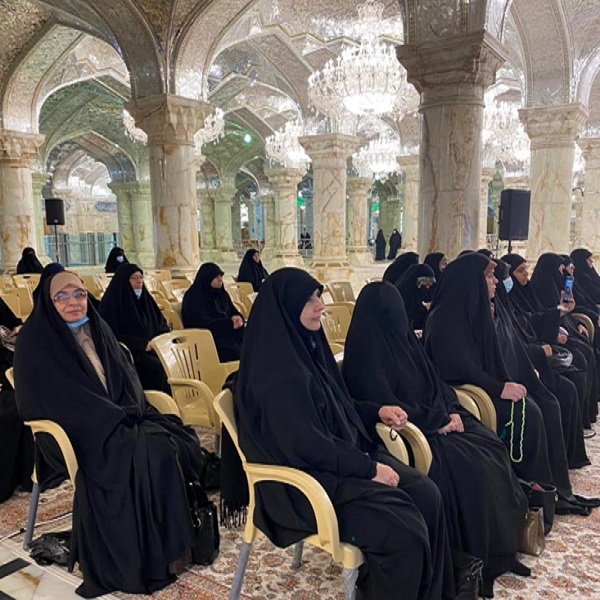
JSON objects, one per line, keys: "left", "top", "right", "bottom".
{"left": 213, "top": 184, "right": 238, "bottom": 262}
{"left": 126, "top": 94, "right": 212, "bottom": 269}
{"left": 299, "top": 134, "right": 359, "bottom": 280}
{"left": 346, "top": 177, "right": 373, "bottom": 266}
{"left": 198, "top": 188, "right": 220, "bottom": 261}
{"left": 520, "top": 104, "right": 587, "bottom": 258}
{"left": 264, "top": 167, "right": 304, "bottom": 269}
{"left": 479, "top": 167, "right": 494, "bottom": 248}
{"left": 31, "top": 171, "right": 51, "bottom": 262}
{"left": 397, "top": 155, "right": 419, "bottom": 252}
{"left": 108, "top": 181, "right": 135, "bottom": 257}
{"left": 397, "top": 31, "right": 507, "bottom": 259}
{"left": 0, "top": 130, "right": 45, "bottom": 270}
{"left": 579, "top": 137, "right": 600, "bottom": 256}
{"left": 129, "top": 182, "right": 155, "bottom": 267}
{"left": 260, "top": 191, "right": 276, "bottom": 262}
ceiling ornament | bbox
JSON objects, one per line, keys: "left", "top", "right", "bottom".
{"left": 352, "top": 129, "right": 402, "bottom": 181}
{"left": 265, "top": 120, "right": 311, "bottom": 173}
{"left": 307, "top": 0, "right": 416, "bottom": 121}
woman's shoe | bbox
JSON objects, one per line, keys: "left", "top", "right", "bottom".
{"left": 509, "top": 560, "right": 531, "bottom": 577}
{"left": 555, "top": 499, "right": 592, "bottom": 516}
{"left": 573, "top": 494, "right": 600, "bottom": 509}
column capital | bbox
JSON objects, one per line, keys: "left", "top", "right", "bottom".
{"left": 579, "top": 136, "right": 600, "bottom": 168}
{"left": 299, "top": 134, "right": 360, "bottom": 167}
{"left": 0, "top": 130, "right": 44, "bottom": 166}
{"left": 519, "top": 104, "right": 588, "bottom": 149}
{"left": 125, "top": 94, "right": 213, "bottom": 146}
{"left": 265, "top": 166, "right": 303, "bottom": 191}
{"left": 396, "top": 154, "right": 419, "bottom": 179}
{"left": 396, "top": 31, "right": 507, "bottom": 106}
{"left": 346, "top": 176, "right": 372, "bottom": 197}
{"left": 214, "top": 184, "right": 236, "bottom": 204}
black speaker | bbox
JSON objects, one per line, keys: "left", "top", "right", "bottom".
{"left": 498, "top": 189, "right": 531, "bottom": 241}
{"left": 45, "top": 198, "right": 65, "bottom": 226}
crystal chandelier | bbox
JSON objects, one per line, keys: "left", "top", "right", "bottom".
{"left": 265, "top": 121, "right": 311, "bottom": 173}
{"left": 352, "top": 130, "right": 402, "bottom": 180}
{"left": 308, "top": 0, "right": 416, "bottom": 119}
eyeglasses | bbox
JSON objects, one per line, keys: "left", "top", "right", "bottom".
{"left": 53, "top": 289, "right": 88, "bottom": 303}
{"left": 129, "top": 275, "right": 144, "bottom": 281}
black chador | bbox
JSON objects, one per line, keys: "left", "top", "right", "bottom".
{"left": 394, "top": 264, "right": 435, "bottom": 330}
{"left": 234, "top": 268, "right": 455, "bottom": 600}
{"left": 237, "top": 249, "right": 268, "bottom": 292}
{"left": 343, "top": 282, "right": 527, "bottom": 590}
{"left": 383, "top": 251, "right": 419, "bottom": 284}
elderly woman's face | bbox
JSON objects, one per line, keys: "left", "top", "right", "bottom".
{"left": 52, "top": 284, "right": 88, "bottom": 323}
{"left": 129, "top": 271, "right": 144, "bottom": 291}
{"left": 300, "top": 289, "right": 325, "bottom": 331}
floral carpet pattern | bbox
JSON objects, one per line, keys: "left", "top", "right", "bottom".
{"left": 1, "top": 431, "right": 599, "bottom": 599}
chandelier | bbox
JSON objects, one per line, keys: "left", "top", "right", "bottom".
{"left": 308, "top": 0, "right": 416, "bottom": 119}
{"left": 352, "top": 130, "right": 402, "bottom": 180}
{"left": 265, "top": 121, "right": 311, "bottom": 173}
{"left": 122, "top": 108, "right": 225, "bottom": 151}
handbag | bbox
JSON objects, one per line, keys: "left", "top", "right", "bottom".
{"left": 187, "top": 481, "right": 220, "bottom": 565}
{"left": 452, "top": 550, "right": 483, "bottom": 600}
{"left": 0, "top": 325, "right": 17, "bottom": 352}
{"left": 519, "top": 480, "right": 557, "bottom": 535}
{"left": 518, "top": 507, "right": 545, "bottom": 556}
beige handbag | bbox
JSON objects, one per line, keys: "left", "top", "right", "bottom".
{"left": 518, "top": 507, "right": 545, "bottom": 556}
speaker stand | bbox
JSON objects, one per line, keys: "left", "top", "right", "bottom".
{"left": 507, "top": 238, "right": 513, "bottom": 253}
{"left": 53, "top": 224, "right": 60, "bottom": 263}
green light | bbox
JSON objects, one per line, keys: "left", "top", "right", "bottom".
{"left": 371, "top": 202, "right": 379, "bottom": 211}
{"left": 244, "top": 133, "right": 252, "bottom": 143}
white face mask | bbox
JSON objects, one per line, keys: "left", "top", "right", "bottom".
{"left": 503, "top": 277, "right": 514, "bottom": 294}
{"left": 116, "top": 255, "right": 124, "bottom": 263}
{"left": 134, "top": 289, "right": 143, "bottom": 298}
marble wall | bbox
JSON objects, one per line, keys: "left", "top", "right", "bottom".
{"left": 579, "top": 138, "right": 600, "bottom": 256}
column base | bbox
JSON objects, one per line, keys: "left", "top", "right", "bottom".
{"left": 199, "top": 249, "right": 222, "bottom": 262}
{"left": 269, "top": 253, "right": 305, "bottom": 270}
{"left": 309, "top": 259, "right": 354, "bottom": 282}
{"left": 219, "top": 250, "right": 239, "bottom": 263}
{"left": 347, "top": 248, "right": 373, "bottom": 266}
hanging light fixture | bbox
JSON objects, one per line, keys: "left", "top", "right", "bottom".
{"left": 265, "top": 121, "right": 311, "bottom": 173}
{"left": 352, "top": 129, "right": 402, "bottom": 181}
{"left": 308, "top": 0, "right": 417, "bottom": 119}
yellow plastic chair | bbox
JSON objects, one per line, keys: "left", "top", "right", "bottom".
{"left": 213, "top": 389, "right": 364, "bottom": 600}
{"left": 162, "top": 307, "right": 184, "bottom": 330}
{"left": 144, "top": 390, "right": 182, "bottom": 417}
{"left": 224, "top": 285, "right": 250, "bottom": 320}
{"left": 323, "top": 304, "right": 352, "bottom": 339}
{"left": 79, "top": 275, "right": 104, "bottom": 300}
{"left": 453, "top": 385, "right": 497, "bottom": 431}
{"left": 247, "top": 292, "right": 258, "bottom": 305}
{"left": 325, "top": 282, "right": 356, "bottom": 303}
{"left": 375, "top": 423, "right": 433, "bottom": 475}
{"left": 228, "top": 282, "right": 254, "bottom": 313}
{"left": 321, "top": 314, "right": 345, "bottom": 346}
{"left": 572, "top": 312, "right": 595, "bottom": 343}
{"left": 150, "top": 291, "right": 172, "bottom": 310}
{"left": 13, "top": 274, "right": 40, "bottom": 294}
{"left": 0, "top": 289, "right": 21, "bottom": 318}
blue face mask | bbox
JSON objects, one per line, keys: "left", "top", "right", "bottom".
{"left": 67, "top": 316, "right": 90, "bottom": 329}
{"left": 503, "top": 277, "right": 514, "bottom": 294}
{"left": 116, "top": 255, "right": 124, "bottom": 263}
{"left": 134, "top": 289, "right": 143, "bottom": 299}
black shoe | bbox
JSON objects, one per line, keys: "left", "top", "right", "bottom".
{"left": 510, "top": 560, "right": 531, "bottom": 577}
{"left": 573, "top": 494, "right": 600, "bottom": 509}
{"left": 555, "top": 499, "right": 592, "bottom": 516}
{"left": 480, "top": 579, "right": 494, "bottom": 598}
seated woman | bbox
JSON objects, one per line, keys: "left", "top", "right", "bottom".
{"left": 237, "top": 248, "right": 268, "bottom": 292}
{"left": 233, "top": 268, "right": 454, "bottom": 600}
{"left": 98, "top": 264, "right": 170, "bottom": 392}
{"left": 343, "top": 282, "right": 528, "bottom": 597}
{"left": 14, "top": 271, "right": 204, "bottom": 598}
{"left": 182, "top": 263, "right": 244, "bottom": 362}
{"left": 104, "top": 246, "right": 129, "bottom": 274}
{"left": 571, "top": 248, "right": 600, "bottom": 304}
{"left": 382, "top": 251, "right": 419, "bottom": 284}
{"left": 0, "top": 296, "right": 33, "bottom": 503}
{"left": 394, "top": 264, "right": 436, "bottom": 330}
{"left": 16, "top": 246, "right": 43, "bottom": 274}
{"left": 423, "top": 252, "right": 448, "bottom": 294}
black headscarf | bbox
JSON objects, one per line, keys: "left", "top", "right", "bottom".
{"left": 530, "top": 253, "right": 565, "bottom": 309}
{"left": 237, "top": 249, "right": 268, "bottom": 292}
{"left": 16, "top": 247, "right": 43, "bottom": 274}
{"left": 423, "top": 252, "right": 446, "bottom": 281}
{"left": 382, "top": 251, "right": 419, "bottom": 283}
{"left": 32, "top": 262, "right": 65, "bottom": 304}
{"left": 104, "top": 246, "right": 129, "bottom": 274}
{"left": 394, "top": 264, "right": 435, "bottom": 330}
{"left": 375, "top": 229, "right": 386, "bottom": 260}
{"left": 98, "top": 263, "right": 168, "bottom": 353}
{"left": 344, "top": 283, "right": 455, "bottom": 436}
{"left": 425, "top": 252, "right": 509, "bottom": 398}
{"left": 571, "top": 248, "right": 600, "bottom": 303}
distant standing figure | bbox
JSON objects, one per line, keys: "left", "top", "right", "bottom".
{"left": 16, "top": 247, "right": 43, "bottom": 274}
{"left": 387, "top": 228, "right": 402, "bottom": 259}
{"left": 375, "top": 229, "right": 386, "bottom": 261}
{"left": 104, "top": 246, "right": 129, "bottom": 274}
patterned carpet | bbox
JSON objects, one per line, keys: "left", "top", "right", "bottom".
{"left": 1, "top": 431, "right": 599, "bottom": 599}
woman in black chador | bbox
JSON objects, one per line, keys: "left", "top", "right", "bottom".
{"left": 343, "top": 282, "right": 528, "bottom": 597}
{"left": 571, "top": 248, "right": 600, "bottom": 303}
{"left": 387, "top": 228, "right": 402, "bottom": 259}
{"left": 394, "top": 263, "right": 436, "bottom": 330}
{"left": 14, "top": 272, "right": 204, "bottom": 598}
{"left": 104, "top": 246, "right": 129, "bottom": 274}
{"left": 237, "top": 248, "right": 268, "bottom": 292}
{"left": 98, "top": 264, "right": 170, "bottom": 392}
{"left": 374, "top": 229, "right": 386, "bottom": 260}
{"left": 383, "top": 251, "right": 419, "bottom": 284}
{"left": 182, "top": 263, "right": 244, "bottom": 362}
{"left": 16, "top": 247, "right": 43, "bottom": 274}
{"left": 234, "top": 268, "right": 454, "bottom": 600}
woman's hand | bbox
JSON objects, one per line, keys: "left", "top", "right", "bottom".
{"left": 372, "top": 463, "right": 399, "bottom": 487}
{"left": 438, "top": 413, "right": 464, "bottom": 435}
{"left": 577, "top": 324, "right": 589, "bottom": 338}
{"left": 500, "top": 382, "right": 526, "bottom": 402}
{"left": 541, "top": 343, "right": 553, "bottom": 357}
{"left": 145, "top": 341, "right": 153, "bottom": 352}
{"left": 378, "top": 405, "right": 407, "bottom": 430}
{"left": 231, "top": 315, "right": 244, "bottom": 329}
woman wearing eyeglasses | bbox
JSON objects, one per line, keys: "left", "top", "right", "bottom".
{"left": 98, "top": 264, "right": 170, "bottom": 392}
{"left": 13, "top": 271, "right": 205, "bottom": 597}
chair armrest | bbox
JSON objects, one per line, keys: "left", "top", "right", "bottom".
{"left": 222, "top": 361, "right": 240, "bottom": 376}
{"left": 244, "top": 462, "right": 345, "bottom": 562}
{"left": 144, "top": 390, "right": 181, "bottom": 417}
{"left": 167, "top": 377, "right": 219, "bottom": 428}
{"left": 572, "top": 312, "right": 595, "bottom": 343}
{"left": 454, "top": 389, "right": 481, "bottom": 420}
{"left": 375, "top": 422, "right": 409, "bottom": 465}
{"left": 453, "top": 384, "right": 497, "bottom": 431}
{"left": 376, "top": 422, "right": 432, "bottom": 475}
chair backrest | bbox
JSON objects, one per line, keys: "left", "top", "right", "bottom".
{"left": 247, "top": 292, "right": 258, "bottom": 305}
{"left": 322, "top": 305, "right": 352, "bottom": 339}
{"left": 150, "top": 290, "right": 171, "bottom": 310}
{"left": 326, "top": 281, "right": 356, "bottom": 303}
{"left": 0, "top": 289, "right": 21, "bottom": 318}
{"left": 162, "top": 307, "right": 183, "bottom": 330}
{"left": 13, "top": 274, "right": 40, "bottom": 294}
{"left": 79, "top": 274, "right": 104, "bottom": 299}
{"left": 321, "top": 314, "right": 345, "bottom": 345}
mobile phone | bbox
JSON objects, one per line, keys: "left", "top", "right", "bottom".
{"left": 562, "top": 277, "right": 574, "bottom": 302}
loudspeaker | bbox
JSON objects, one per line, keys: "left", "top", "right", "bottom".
{"left": 498, "top": 189, "right": 531, "bottom": 241}
{"left": 45, "top": 198, "right": 65, "bottom": 226}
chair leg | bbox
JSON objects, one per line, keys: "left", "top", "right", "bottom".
{"left": 291, "top": 541, "right": 304, "bottom": 569}
{"left": 229, "top": 541, "right": 251, "bottom": 600}
{"left": 23, "top": 482, "right": 40, "bottom": 550}
{"left": 342, "top": 567, "right": 359, "bottom": 600}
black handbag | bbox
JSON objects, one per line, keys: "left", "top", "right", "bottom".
{"left": 519, "top": 480, "right": 557, "bottom": 535}
{"left": 187, "top": 481, "right": 220, "bottom": 565}
{"left": 452, "top": 550, "right": 483, "bottom": 600}
{"left": 201, "top": 448, "right": 221, "bottom": 492}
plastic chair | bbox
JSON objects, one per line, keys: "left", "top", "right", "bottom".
{"left": 6, "top": 287, "right": 33, "bottom": 319}
{"left": 325, "top": 282, "right": 356, "bottom": 303}
{"left": 572, "top": 312, "right": 595, "bottom": 343}
{"left": 375, "top": 423, "right": 433, "bottom": 475}
{"left": 13, "top": 274, "right": 40, "bottom": 294}
{"left": 0, "top": 289, "right": 21, "bottom": 318}
{"left": 227, "top": 282, "right": 254, "bottom": 313}
{"left": 79, "top": 275, "right": 104, "bottom": 300}
{"left": 321, "top": 314, "right": 345, "bottom": 346}
{"left": 162, "top": 307, "right": 183, "bottom": 330}
{"left": 453, "top": 385, "right": 497, "bottom": 431}
{"left": 213, "top": 389, "right": 364, "bottom": 600}
{"left": 247, "top": 292, "right": 258, "bottom": 305}
{"left": 323, "top": 304, "right": 352, "bottom": 339}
